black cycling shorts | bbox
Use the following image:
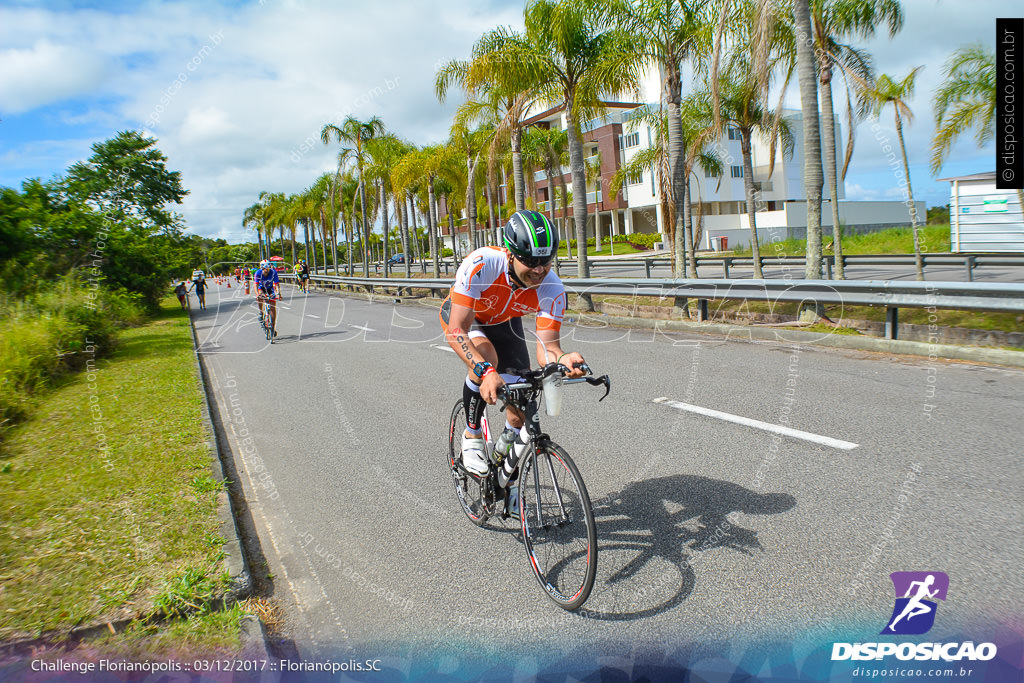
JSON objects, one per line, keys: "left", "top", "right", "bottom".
{"left": 440, "top": 298, "right": 530, "bottom": 376}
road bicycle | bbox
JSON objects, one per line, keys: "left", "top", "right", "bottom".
{"left": 257, "top": 293, "right": 278, "bottom": 343}
{"left": 446, "top": 362, "right": 610, "bottom": 610}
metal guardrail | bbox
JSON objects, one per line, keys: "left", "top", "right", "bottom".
{"left": 580, "top": 253, "right": 1024, "bottom": 281}
{"left": 308, "top": 252, "right": 1024, "bottom": 281}
{"left": 285, "top": 273, "right": 1024, "bottom": 341}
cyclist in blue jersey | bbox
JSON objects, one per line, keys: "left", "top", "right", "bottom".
{"left": 254, "top": 260, "right": 281, "bottom": 336}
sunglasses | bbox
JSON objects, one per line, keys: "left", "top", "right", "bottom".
{"left": 516, "top": 255, "right": 554, "bottom": 269}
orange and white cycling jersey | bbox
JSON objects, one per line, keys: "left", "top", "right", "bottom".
{"left": 447, "top": 246, "right": 566, "bottom": 331}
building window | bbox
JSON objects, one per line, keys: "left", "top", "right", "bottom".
{"left": 622, "top": 131, "right": 640, "bottom": 148}
{"left": 727, "top": 127, "right": 741, "bottom": 140}
{"left": 730, "top": 165, "right": 744, "bottom": 178}
{"left": 704, "top": 166, "right": 719, "bottom": 178}
{"left": 626, "top": 169, "right": 643, "bottom": 185}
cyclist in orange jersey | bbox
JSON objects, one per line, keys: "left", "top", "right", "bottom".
{"left": 440, "top": 210, "right": 587, "bottom": 476}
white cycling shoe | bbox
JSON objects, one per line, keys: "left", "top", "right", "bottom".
{"left": 460, "top": 433, "right": 490, "bottom": 476}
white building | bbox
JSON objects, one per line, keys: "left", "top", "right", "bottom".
{"left": 520, "top": 97, "right": 926, "bottom": 251}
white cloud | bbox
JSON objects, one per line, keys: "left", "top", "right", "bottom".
{"left": 0, "top": 41, "right": 107, "bottom": 113}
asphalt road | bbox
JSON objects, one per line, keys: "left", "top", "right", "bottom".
{"left": 191, "top": 280, "right": 1023, "bottom": 674}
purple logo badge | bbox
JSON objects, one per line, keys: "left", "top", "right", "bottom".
{"left": 881, "top": 572, "right": 949, "bottom": 635}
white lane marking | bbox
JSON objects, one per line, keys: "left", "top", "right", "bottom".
{"left": 653, "top": 397, "right": 858, "bottom": 451}
{"left": 431, "top": 344, "right": 456, "bottom": 353}
{"left": 306, "top": 314, "right": 321, "bottom": 319}
{"left": 352, "top": 325, "right": 375, "bottom": 332}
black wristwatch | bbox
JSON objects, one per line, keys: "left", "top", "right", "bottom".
{"left": 472, "top": 361, "right": 493, "bottom": 379}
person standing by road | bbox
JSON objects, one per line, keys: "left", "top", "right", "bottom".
{"left": 243, "top": 266, "right": 252, "bottom": 294}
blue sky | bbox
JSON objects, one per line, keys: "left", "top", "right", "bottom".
{"left": 0, "top": 0, "right": 1017, "bottom": 243}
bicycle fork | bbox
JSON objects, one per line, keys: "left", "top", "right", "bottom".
{"left": 519, "top": 401, "right": 571, "bottom": 530}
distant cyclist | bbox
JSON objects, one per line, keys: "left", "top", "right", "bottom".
{"left": 439, "top": 210, "right": 586, "bottom": 477}
{"left": 188, "top": 273, "right": 208, "bottom": 311}
{"left": 295, "top": 259, "right": 310, "bottom": 293}
{"left": 254, "top": 260, "right": 280, "bottom": 337}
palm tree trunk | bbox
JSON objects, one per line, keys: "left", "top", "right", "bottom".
{"left": 408, "top": 194, "right": 424, "bottom": 273}
{"left": 485, "top": 178, "right": 497, "bottom": 247}
{"left": 397, "top": 193, "right": 410, "bottom": 278}
{"left": 466, "top": 154, "right": 479, "bottom": 252}
{"left": 512, "top": 126, "right": 525, "bottom": 211}
{"left": 684, "top": 175, "right": 698, "bottom": 276}
{"left": 291, "top": 229, "right": 297, "bottom": 265}
{"left": 358, "top": 174, "right": 370, "bottom": 277}
{"left": 740, "top": 131, "right": 764, "bottom": 278}
{"left": 379, "top": 181, "right": 390, "bottom": 277}
{"left": 448, "top": 201, "right": 458, "bottom": 262}
{"left": 895, "top": 111, "right": 924, "bottom": 280}
{"left": 566, "top": 105, "right": 592, "bottom": 311}
{"left": 309, "top": 220, "right": 318, "bottom": 274}
{"left": 558, "top": 171, "right": 571, "bottom": 259}
{"left": 345, "top": 218, "right": 353, "bottom": 277}
{"left": 320, "top": 221, "right": 328, "bottom": 272}
{"left": 820, "top": 70, "right": 845, "bottom": 279}
{"left": 330, "top": 216, "right": 338, "bottom": 275}
{"left": 793, "top": 0, "right": 826, "bottom": 322}
{"left": 428, "top": 179, "right": 440, "bottom": 278}
{"left": 666, "top": 71, "right": 688, "bottom": 279}
{"left": 303, "top": 221, "right": 310, "bottom": 264}
{"left": 543, "top": 164, "right": 560, "bottom": 277}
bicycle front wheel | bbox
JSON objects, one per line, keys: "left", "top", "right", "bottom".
{"left": 519, "top": 442, "right": 597, "bottom": 611}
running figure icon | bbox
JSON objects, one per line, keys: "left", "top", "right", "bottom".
{"left": 888, "top": 574, "right": 938, "bottom": 631}
{"left": 881, "top": 571, "right": 949, "bottom": 635}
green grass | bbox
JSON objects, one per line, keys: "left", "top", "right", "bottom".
{"left": 558, "top": 242, "right": 647, "bottom": 258}
{"left": 732, "top": 223, "right": 953, "bottom": 256}
{"left": 0, "top": 296, "right": 243, "bottom": 651}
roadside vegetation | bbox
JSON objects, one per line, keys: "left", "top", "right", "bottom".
{"left": 0, "top": 298, "right": 247, "bottom": 655}
{"left": 1, "top": 133, "right": 246, "bottom": 654}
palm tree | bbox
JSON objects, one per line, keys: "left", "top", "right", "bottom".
{"left": 321, "top": 116, "right": 386, "bottom": 276}
{"left": 791, "top": 0, "right": 827, "bottom": 296}
{"left": 436, "top": 29, "right": 539, "bottom": 212}
{"left": 242, "top": 201, "right": 266, "bottom": 260}
{"left": 716, "top": 70, "right": 794, "bottom": 278}
{"left": 811, "top": 0, "right": 902, "bottom": 279}
{"left": 366, "top": 134, "right": 410, "bottom": 276}
{"left": 867, "top": 68, "right": 924, "bottom": 280}
{"left": 513, "top": 0, "right": 643, "bottom": 305}
{"left": 931, "top": 44, "right": 1022, "bottom": 211}
{"left": 616, "top": 0, "right": 713, "bottom": 279}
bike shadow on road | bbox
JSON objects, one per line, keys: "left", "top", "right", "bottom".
{"left": 577, "top": 474, "right": 795, "bottom": 622}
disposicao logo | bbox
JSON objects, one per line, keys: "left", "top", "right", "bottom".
{"left": 831, "top": 571, "right": 997, "bottom": 663}
{"left": 881, "top": 571, "right": 948, "bottom": 635}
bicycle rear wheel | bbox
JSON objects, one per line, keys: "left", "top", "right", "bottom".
{"left": 519, "top": 442, "right": 597, "bottom": 611}
{"left": 447, "top": 400, "right": 494, "bottom": 527}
